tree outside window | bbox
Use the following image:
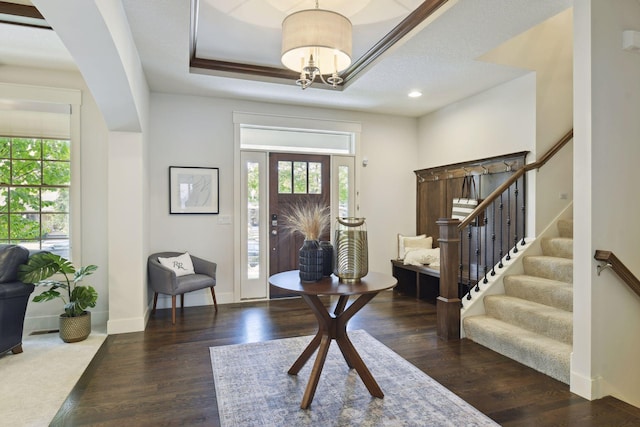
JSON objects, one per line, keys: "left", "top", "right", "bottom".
{"left": 0, "top": 137, "right": 70, "bottom": 258}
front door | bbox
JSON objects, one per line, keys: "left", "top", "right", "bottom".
{"left": 269, "top": 153, "right": 330, "bottom": 298}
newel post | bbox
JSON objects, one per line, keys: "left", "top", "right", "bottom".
{"left": 437, "top": 218, "right": 461, "bottom": 340}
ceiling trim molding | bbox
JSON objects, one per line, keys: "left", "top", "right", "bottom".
{"left": 0, "top": 1, "right": 50, "bottom": 29}
{"left": 189, "top": 0, "right": 451, "bottom": 89}
{"left": 190, "top": 57, "right": 299, "bottom": 81}
{"left": 342, "top": 0, "right": 450, "bottom": 86}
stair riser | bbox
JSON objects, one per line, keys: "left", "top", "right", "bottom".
{"left": 557, "top": 219, "right": 573, "bottom": 238}
{"left": 541, "top": 237, "right": 573, "bottom": 259}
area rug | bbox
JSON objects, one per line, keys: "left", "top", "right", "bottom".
{"left": 210, "top": 330, "right": 498, "bottom": 426}
{"left": 0, "top": 330, "right": 106, "bottom": 426}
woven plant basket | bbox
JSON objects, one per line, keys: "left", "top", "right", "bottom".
{"left": 59, "top": 311, "right": 91, "bottom": 343}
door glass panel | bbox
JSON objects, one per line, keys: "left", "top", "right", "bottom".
{"left": 247, "top": 161, "right": 260, "bottom": 279}
{"left": 308, "top": 162, "right": 322, "bottom": 194}
{"left": 293, "top": 161, "right": 307, "bottom": 194}
{"left": 338, "top": 165, "right": 349, "bottom": 217}
{"left": 278, "top": 161, "right": 292, "bottom": 194}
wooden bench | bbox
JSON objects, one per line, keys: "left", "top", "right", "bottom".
{"left": 391, "top": 260, "right": 440, "bottom": 302}
{"left": 391, "top": 259, "right": 477, "bottom": 301}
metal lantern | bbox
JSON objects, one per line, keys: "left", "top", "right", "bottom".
{"left": 333, "top": 217, "right": 368, "bottom": 283}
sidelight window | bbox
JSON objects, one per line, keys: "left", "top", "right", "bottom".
{"left": 246, "top": 161, "right": 260, "bottom": 279}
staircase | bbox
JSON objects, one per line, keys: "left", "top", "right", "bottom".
{"left": 463, "top": 219, "right": 573, "bottom": 384}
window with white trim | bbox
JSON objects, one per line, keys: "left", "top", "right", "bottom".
{"left": 0, "top": 136, "right": 70, "bottom": 257}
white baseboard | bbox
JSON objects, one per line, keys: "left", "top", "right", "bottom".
{"left": 570, "top": 368, "right": 603, "bottom": 401}
{"left": 107, "top": 316, "right": 146, "bottom": 334}
{"left": 24, "top": 309, "right": 108, "bottom": 335}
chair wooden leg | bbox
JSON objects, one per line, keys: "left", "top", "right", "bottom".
{"left": 11, "top": 344, "right": 23, "bottom": 354}
{"left": 210, "top": 287, "right": 218, "bottom": 312}
{"left": 180, "top": 294, "right": 184, "bottom": 309}
{"left": 171, "top": 295, "right": 176, "bottom": 325}
{"left": 152, "top": 292, "right": 159, "bottom": 314}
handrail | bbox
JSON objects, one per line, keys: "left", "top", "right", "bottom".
{"left": 594, "top": 250, "right": 640, "bottom": 299}
{"left": 458, "top": 129, "right": 574, "bottom": 229}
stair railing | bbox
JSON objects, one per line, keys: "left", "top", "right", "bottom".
{"left": 437, "top": 129, "right": 574, "bottom": 340}
{"left": 594, "top": 250, "right": 640, "bottom": 299}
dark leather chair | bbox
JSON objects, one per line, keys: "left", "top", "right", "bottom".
{"left": 0, "top": 244, "right": 35, "bottom": 355}
{"left": 147, "top": 252, "right": 217, "bottom": 324}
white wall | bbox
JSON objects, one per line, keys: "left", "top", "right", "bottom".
{"left": 529, "top": 9, "right": 574, "bottom": 234}
{"left": 35, "top": 0, "right": 152, "bottom": 334}
{"left": 3, "top": 72, "right": 417, "bottom": 326}
{"left": 148, "top": 93, "right": 418, "bottom": 306}
{"left": 573, "top": 0, "right": 640, "bottom": 407}
{"left": 0, "top": 67, "right": 110, "bottom": 332}
{"left": 479, "top": 8, "right": 574, "bottom": 234}
{"left": 416, "top": 74, "right": 538, "bottom": 238}
{"left": 417, "top": 73, "right": 536, "bottom": 169}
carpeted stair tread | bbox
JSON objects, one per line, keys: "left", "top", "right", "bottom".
{"left": 503, "top": 274, "right": 573, "bottom": 311}
{"left": 557, "top": 219, "right": 573, "bottom": 238}
{"left": 541, "top": 237, "right": 573, "bottom": 259}
{"left": 523, "top": 255, "right": 573, "bottom": 283}
{"left": 463, "top": 315, "right": 571, "bottom": 384}
{"left": 484, "top": 295, "right": 572, "bottom": 344}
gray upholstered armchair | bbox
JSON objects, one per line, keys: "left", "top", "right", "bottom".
{"left": 147, "top": 252, "right": 217, "bottom": 324}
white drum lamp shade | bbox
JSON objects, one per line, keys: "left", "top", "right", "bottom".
{"left": 281, "top": 9, "right": 352, "bottom": 74}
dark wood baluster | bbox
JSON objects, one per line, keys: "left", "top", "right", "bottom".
{"left": 437, "top": 218, "right": 461, "bottom": 340}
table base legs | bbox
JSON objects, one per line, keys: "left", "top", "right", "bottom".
{"left": 289, "top": 293, "right": 383, "bottom": 409}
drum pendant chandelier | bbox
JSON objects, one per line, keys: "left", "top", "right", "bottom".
{"left": 281, "top": 1, "right": 352, "bottom": 90}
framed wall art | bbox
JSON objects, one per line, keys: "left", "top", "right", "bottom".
{"left": 169, "top": 166, "right": 219, "bottom": 214}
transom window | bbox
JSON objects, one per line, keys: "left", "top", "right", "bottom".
{"left": 0, "top": 136, "right": 70, "bottom": 257}
{"left": 278, "top": 161, "right": 322, "bottom": 194}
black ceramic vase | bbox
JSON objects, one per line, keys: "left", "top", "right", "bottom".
{"left": 319, "top": 241, "right": 334, "bottom": 277}
{"left": 299, "top": 240, "right": 323, "bottom": 282}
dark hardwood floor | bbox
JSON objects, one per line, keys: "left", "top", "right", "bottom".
{"left": 51, "top": 291, "right": 640, "bottom": 426}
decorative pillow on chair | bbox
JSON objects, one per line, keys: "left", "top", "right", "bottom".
{"left": 397, "top": 234, "right": 432, "bottom": 259}
{"left": 157, "top": 252, "right": 195, "bottom": 277}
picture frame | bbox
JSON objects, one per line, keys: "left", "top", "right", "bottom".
{"left": 169, "top": 166, "right": 219, "bottom": 214}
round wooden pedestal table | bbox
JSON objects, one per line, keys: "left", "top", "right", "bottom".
{"left": 268, "top": 270, "right": 397, "bottom": 409}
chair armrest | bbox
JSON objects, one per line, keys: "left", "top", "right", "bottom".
{"left": 148, "top": 259, "right": 178, "bottom": 294}
{"left": 190, "top": 255, "right": 217, "bottom": 278}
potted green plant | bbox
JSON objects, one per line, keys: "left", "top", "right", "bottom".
{"left": 18, "top": 252, "right": 98, "bottom": 343}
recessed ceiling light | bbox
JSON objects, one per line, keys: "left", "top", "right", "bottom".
{"left": 408, "top": 91, "right": 422, "bottom": 98}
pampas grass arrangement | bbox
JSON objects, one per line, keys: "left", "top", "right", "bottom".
{"left": 282, "top": 202, "right": 330, "bottom": 241}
